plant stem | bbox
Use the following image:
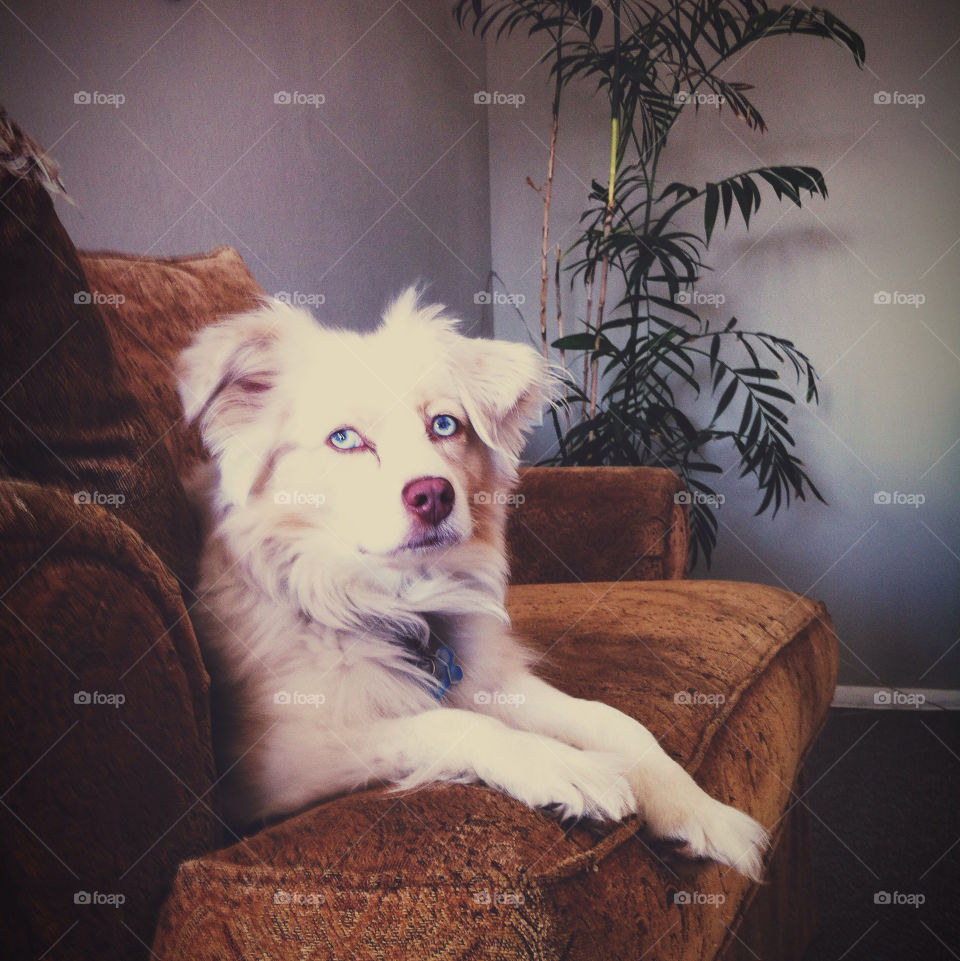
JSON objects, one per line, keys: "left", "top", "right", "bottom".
{"left": 538, "top": 114, "right": 557, "bottom": 360}
{"left": 582, "top": 265, "right": 594, "bottom": 424}
{"left": 538, "top": 15, "right": 564, "bottom": 361}
{"left": 588, "top": 117, "right": 619, "bottom": 422}
{"left": 588, "top": 0, "right": 621, "bottom": 425}
{"left": 554, "top": 243, "right": 571, "bottom": 431}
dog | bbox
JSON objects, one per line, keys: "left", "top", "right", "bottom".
{"left": 177, "top": 288, "right": 768, "bottom": 878}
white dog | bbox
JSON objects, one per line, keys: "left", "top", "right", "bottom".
{"left": 178, "top": 289, "right": 768, "bottom": 878}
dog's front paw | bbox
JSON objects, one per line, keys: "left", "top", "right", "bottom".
{"left": 670, "top": 797, "right": 768, "bottom": 880}
{"left": 489, "top": 743, "right": 635, "bottom": 823}
{"left": 643, "top": 787, "right": 769, "bottom": 880}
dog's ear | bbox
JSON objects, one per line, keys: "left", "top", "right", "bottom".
{"left": 177, "top": 301, "right": 295, "bottom": 505}
{"left": 454, "top": 337, "right": 558, "bottom": 460}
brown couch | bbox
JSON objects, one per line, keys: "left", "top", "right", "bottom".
{"left": 0, "top": 125, "right": 836, "bottom": 961}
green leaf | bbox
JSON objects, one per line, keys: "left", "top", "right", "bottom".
{"left": 704, "top": 183, "right": 719, "bottom": 244}
{"left": 720, "top": 180, "right": 733, "bottom": 226}
{"left": 715, "top": 378, "right": 738, "bottom": 419}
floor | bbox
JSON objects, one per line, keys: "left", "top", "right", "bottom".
{"left": 800, "top": 708, "right": 959, "bottom": 961}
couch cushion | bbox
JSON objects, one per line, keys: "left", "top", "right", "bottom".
{"left": 80, "top": 248, "right": 265, "bottom": 478}
{"left": 510, "top": 466, "right": 689, "bottom": 583}
{"left": 151, "top": 579, "right": 837, "bottom": 961}
{"left": 0, "top": 113, "right": 201, "bottom": 584}
{"left": 0, "top": 479, "right": 222, "bottom": 961}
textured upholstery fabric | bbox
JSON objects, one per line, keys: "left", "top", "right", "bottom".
{"left": 510, "top": 466, "right": 689, "bottom": 583}
{"left": 80, "top": 249, "right": 265, "bottom": 478}
{"left": 0, "top": 171, "right": 200, "bottom": 586}
{"left": 0, "top": 479, "right": 221, "bottom": 961}
{"left": 151, "top": 580, "right": 836, "bottom": 961}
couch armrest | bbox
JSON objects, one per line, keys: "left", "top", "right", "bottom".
{"left": 506, "top": 466, "right": 688, "bottom": 584}
{"left": 0, "top": 480, "right": 220, "bottom": 961}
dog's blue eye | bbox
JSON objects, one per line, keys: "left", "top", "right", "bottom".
{"left": 328, "top": 428, "right": 364, "bottom": 451}
{"left": 431, "top": 414, "right": 459, "bottom": 438}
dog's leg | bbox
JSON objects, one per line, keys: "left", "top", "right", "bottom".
{"left": 457, "top": 671, "right": 768, "bottom": 878}
{"left": 248, "top": 708, "right": 633, "bottom": 824}
{"left": 333, "top": 708, "right": 635, "bottom": 823}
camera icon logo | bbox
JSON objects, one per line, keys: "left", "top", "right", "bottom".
{"left": 274, "top": 491, "right": 292, "bottom": 505}
{"left": 873, "top": 290, "right": 892, "bottom": 305}
{"left": 274, "top": 91, "right": 292, "bottom": 105}
{"left": 474, "top": 91, "right": 492, "bottom": 105}
{"left": 74, "top": 891, "right": 91, "bottom": 904}
{"left": 474, "top": 291, "right": 492, "bottom": 305}
{"left": 74, "top": 691, "right": 91, "bottom": 705}
{"left": 674, "top": 91, "right": 691, "bottom": 104}
{"left": 674, "top": 491, "right": 692, "bottom": 505}
{"left": 674, "top": 891, "right": 692, "bottom": 904}
{"left": 874, "top": 891, "right": 891, "bottom": 904}
{"left": 74, "top": 291, "right": 92, "bottom": 305}
{"left": 74, "top": 491, "right": 92, "bottom": 505}
{"left": 873, "top": 491, "right": 891, "bottom": 505}
{"left": 274, "top": 691, "right": 292, "bottom": 705}
{"left": 74, "top": 91, "right": 91, "bottom": 105}
{"left": 275, "top": 291, "right": 291, "bottom": 304}
{"left": 474, "top": 691, "right": 492, "bottom": 705}
{"left": 873, "top": 690, "right": 892, "bottom": 705}
{"left": 874, "top": 91, "right": 892, "bottom": 105}
{"left": 473, "top": 491, "right": 492, "bottom": 505}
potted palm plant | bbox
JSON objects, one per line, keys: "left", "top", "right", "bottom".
{"left": 455, "top": 0, "right": 865, "bottom": 565}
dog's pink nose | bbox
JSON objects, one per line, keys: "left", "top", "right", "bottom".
{"left": 402, "top": 476, "right": 454, "bottom": 526}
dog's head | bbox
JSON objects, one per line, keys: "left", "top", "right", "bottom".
{"left": 178, "top": 288, "right": 555, "bottom": 561}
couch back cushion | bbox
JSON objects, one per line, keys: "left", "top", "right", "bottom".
{"left": 79, "top": 248, "right": 265, "bottom": 479}
{"left": 509, "top": 466, "right": 689, "bottom": 583}
{"left": 0, "top": 147, "right": 200, "bottom": 586}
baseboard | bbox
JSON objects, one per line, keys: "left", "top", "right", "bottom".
{"left": 831, "top": 685, "right": 960, "bottom": 711}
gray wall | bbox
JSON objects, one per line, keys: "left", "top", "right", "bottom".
{"left": 0, "top": 0, "right": 492, "bottom": 332}
{"left": 483, "top": 0, "right": 959, "bottom": 691}
{"left": 2, "top": 1, "right": 957, "bottom": 691}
